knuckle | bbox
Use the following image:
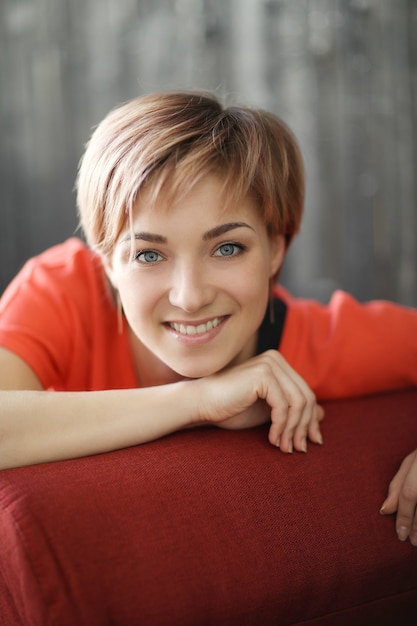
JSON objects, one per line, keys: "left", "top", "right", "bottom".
{"left": 296, "top": 421, "right": 309, "bottom": 435}
{"left": 291, "top": 395, "right": 307, "bottom": 411}
{"left": 305, "top": 390, "right": 316, "bottom": 407}
{"left": 274, "top": 397, "right": 289, "bottom": 417}
{"left": 265, "top": 348, "right": 280, "bottom": 359}
{"left": 387, "top": 478, "right": 399, "bottom": 496}
{"left": 401, "top": 483, "right": 417, "bottom": 503}
{"left": 256, "top": 361, "right": 273, "bottom": 378}
{"left": 257, "top": 350, "right": 274, "bottom": 364}
{"left": 300, "top": 387, "right": 316, "bottom": 409}
{"left": 317, "top": 405, "right": 325, "bottom": 421}
{"left": 282, "top": 424, "right": 295, "bottom": 439}
{"left": 293, "top": 390, "right": 316, "bottom": 418}
{"left": 396, "top": 510, "right": 411, "bottom": 526}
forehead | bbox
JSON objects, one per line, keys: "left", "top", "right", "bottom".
{"left": 132, "top": 174, "right": 261, "bottom": 224}
{"left": 114, "top": 175, "right": 271, "bottom": 256}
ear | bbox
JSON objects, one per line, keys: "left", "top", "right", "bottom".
{"left": 268, "top": 234, "right": 286, "bottom": 278}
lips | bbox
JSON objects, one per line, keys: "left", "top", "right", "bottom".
{"left": 167, "top": 317, "right": 224, "bottom": 336}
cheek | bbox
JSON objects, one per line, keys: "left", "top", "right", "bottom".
{"left": 242, "top": 257, "right": 272, "bottom": 293}
{"left": 224, "top": 271, "right": 269, "bottom": 318}
{"left": 118, "top": 276, "right": 159, "bottom": 322}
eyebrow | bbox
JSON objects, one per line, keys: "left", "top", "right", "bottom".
{"left": 202, "top": 222, "right": 255, "bottom": 241}
{"left": 125, "top": 232, "right": 168, "bottom": 244}
{"left": 123, "top": 222, "right": 254, "bottom": 245}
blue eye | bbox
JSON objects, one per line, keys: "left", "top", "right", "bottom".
{"left": 214, "top": 243, "right": 245, "bottom": 258}
{"left": 135, "top": 250, "right": 164, "bottom": 264}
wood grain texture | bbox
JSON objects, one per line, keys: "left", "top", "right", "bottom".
{"left": 0, "top": 0, "right": 416, "bottom": 304}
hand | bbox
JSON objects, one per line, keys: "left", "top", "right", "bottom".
{"left": 196, "top": 349, "right": 324, "bottom": 453}
{"left": 380, "top": 449, "right": 417, "bottom": 546}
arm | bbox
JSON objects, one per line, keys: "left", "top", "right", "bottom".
{"left": 0, "top": 348, "right": 200, "bottom": 469}
{"left": 380, "top": 449, "right": 417, "bottom": 547}
{"left": 0, "top": 348, "right": 323, "bottom": 470}
{"left": 276, "top": 287, "right": 417, "bottom": 399}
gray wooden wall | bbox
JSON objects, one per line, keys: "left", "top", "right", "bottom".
{"left": 1, "top": 0, "right": 416, "bottom": 305}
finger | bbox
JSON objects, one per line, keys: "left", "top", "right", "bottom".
{"left": 283, "top": 391, "right": 323, "bottom": 452}
{"left": 317, "top": 405, "right": 326, "bottom": 422}
{"left": 380, "top": 473, "right": 402, "bottom": 516}
{"left": 275, "top": 386, "right": 316, "bottom": 453}
{"left": 258, "top": 351, "right": 318, "bottom": 452}
{"left": 265, "top": 352, "right": 323, "bottom": 451}
{"left": 275, "top": 387, "right": 309, "bottom": 452}
{"left": 379, "top": 491, "right": 399, "bottom": 516}
{"left": 267, "top": 383, "right": 307, "bottom": 452}
{"left": 292, "top": 401, "right": 318, "bottom": 453}
{"left": 269, "top": 351, "right": 316, "bottom": 403}
{"left": 265, "top": 379, "right": 293, "bottom": 447}
{"left": 271, "top": 388, "right": 314, "bottom": 453}
{"left": 294, "top": 406, "right": 325, "bottom": 452}
{"left": 380, "top": 451, "right": 416, "bottom": 515}
{"left": 256, "top": 362, "right": 299, "bottom": 448}
{"left": 307, "top": 406, "right": 325, "bottom": 446}
{"left": 410, "top": 512, "right": 417, "bottom": 547}
{"left": 396, "top": 477, "right": 417, "bottom": 542}
{"left": 267, "top": 395, "right": 291, "bottom": 448}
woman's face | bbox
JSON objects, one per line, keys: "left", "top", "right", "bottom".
{"left": 107, "top": 175, "right": 285, "bottom": 380}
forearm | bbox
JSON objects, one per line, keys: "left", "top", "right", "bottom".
{"left": 0, "top": 348, "right": 325, "bottom": 469}
{"left": 0, "top": 382, "right": 200, "bottom": 470}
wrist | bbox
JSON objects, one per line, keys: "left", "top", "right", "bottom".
{"left": 180, "top": 378, "right": 210, "bottom": 427}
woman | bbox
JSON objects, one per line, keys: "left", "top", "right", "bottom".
{"left": 0, "top": 91, "right": 415, "bottom": 545}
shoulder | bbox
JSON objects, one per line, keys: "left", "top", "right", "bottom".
{"left": 0, "top": 239, "right": 119, "bottom": 390}
{"left": 1, "top": 238, "right": 109, "bottom": 311}
{"left": 18, "top": 238, "right": 102, "bottom": 283}
{"left": 274, "top": 284, "right": 417, "bottom": 398}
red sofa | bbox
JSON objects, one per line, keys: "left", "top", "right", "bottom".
{"left": 1, "top": 389, "right": 417, "bottom": 626}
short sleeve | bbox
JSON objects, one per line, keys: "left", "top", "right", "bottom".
{"left": 0, "top": 239, "right": 119, "bottom": 390}
{"left": 276, "top": 286, "right": 417, "bottom": 399}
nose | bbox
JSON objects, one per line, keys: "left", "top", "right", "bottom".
{"left": 168, "top": 260, "right": 216, "bottom": 313}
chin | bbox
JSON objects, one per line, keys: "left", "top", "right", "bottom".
{"left": 170, "top": 356, "right": 231, "bottom": 380}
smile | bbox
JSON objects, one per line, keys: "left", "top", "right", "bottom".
{"left": 168, "top": 317, "right": 224, "bottom": 336}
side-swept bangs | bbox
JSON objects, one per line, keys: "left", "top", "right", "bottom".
{"left": 76, "top": 91, "right": 305, "bottom": 257}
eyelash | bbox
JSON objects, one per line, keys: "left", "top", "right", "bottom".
{"left": 134, "top": 250, "right": 165, "bottom": 264}
{"left": 213, "top": 242, "right": 247, "bottom": 258}
{"left": 133, "top": 242, "right": 247, "bottom": 265}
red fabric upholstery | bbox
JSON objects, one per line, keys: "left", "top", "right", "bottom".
{"left": 1, "top": 389, "right": 417, "bottom": 625}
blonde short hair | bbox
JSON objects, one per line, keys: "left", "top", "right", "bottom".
{"left": 76, "top": 91, "right": 305, "bottom": 257}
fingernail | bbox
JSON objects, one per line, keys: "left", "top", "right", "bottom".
{"left": 397, "top": 526, "right": 409, "bottom": 541}
{"left": 410, "top": 532, "right": 417, "bottom": 547}
{"left": 317, "top": 434, "right": 323, "bottom": 445}
{"left": 287, "top": 441, "right": 293, "bottom": 454}
{"left": 301, "top": 438, "right": 307, "bottom": 453}
{"left": 379, "top": 506, "right": 385, "bottom": 515}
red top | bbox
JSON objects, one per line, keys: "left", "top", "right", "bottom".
{"left": 1, "top": 238, "right": 416, "bottom": 399}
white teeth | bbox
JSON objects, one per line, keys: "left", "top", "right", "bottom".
{"left": 170, "top": 317, "right": 222, "bottom": 336}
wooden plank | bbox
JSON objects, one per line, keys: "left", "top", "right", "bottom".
{"left": 0, "top": 0, "right": 415, "bottom": 305}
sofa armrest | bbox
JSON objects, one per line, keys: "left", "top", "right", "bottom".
{"left": 1, "top": 389, "right": 417, "bottom": 626}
